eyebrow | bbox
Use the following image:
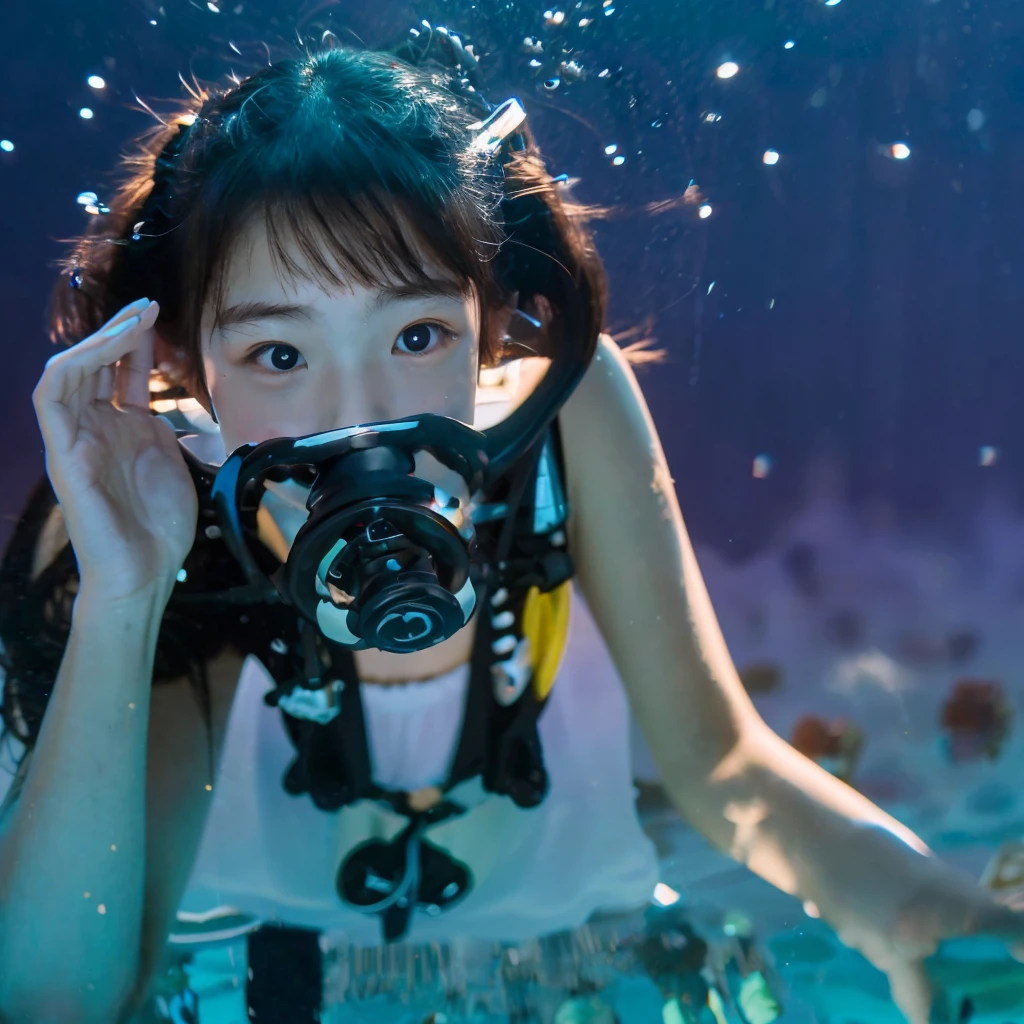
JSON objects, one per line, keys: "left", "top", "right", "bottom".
{"left": 215, "top": 279, "right": 469, "bottom": 331}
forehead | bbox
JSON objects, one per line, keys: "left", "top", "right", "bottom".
{"left": 215, "top": 210, "right": 464, "bottom": 303}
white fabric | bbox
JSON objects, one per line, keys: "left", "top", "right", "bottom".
{"left": 180, "top": 586, "right": 660, "bottom": 944}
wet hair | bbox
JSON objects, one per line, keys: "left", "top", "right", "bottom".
{"left": 48, "top": 42, "right": 609, "bottom": 400}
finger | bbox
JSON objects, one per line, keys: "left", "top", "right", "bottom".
{"left": 95, "top": 364, "right": 114, "bottom": 402}
{"left": 98, "top": 296, "right": 152, "bottom": 335}
{"left": 114, "top": 301, "right": 159, "bottom": 410}
{"left": 886, "top": 960, "right": 934, "bottom": 1024}
{"left": 35, "top": 311, "right": 147, "bottom": 411}
{"left": 965, "top": 895, "right": 1024, "bottom": 945}
{"left": 33, "top": 316, "right": 145, "bottom": 455}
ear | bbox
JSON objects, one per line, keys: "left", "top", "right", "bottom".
{"left": 153, "top": 329, "right": 189, "bottom": 384}
{"left": 151, "top": 329, "right": 217, "bottom": 419}
{"left": 492, "top": 289, "right": 521, "bottom": 341}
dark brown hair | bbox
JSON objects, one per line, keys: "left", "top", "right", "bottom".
{"left": 48, "top": 44, "right": 609, "bottom": 400}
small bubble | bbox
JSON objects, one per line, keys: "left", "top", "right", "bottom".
{"left": 0, "top": 140, "right": 13, "bottom": 152}
{"left": 653, "top": 882, "right": 681, "bottom": 906}
{"left": 891, "top": 142, "right": 911, "bottom": 160}
{"left": 205, "top": 783, "right": 213, "bottom": 791}
{"left": 967, "top": 108, "right": 986, "bottom": 131}
{"left": 529, "top": 59, "right": 542, "bottom": 68}
{"left": 651, "top": 119, "right": 663, "bottom": 128}
{"left": 763, "top": 149, "right": 780, "bottom": 165}
{"left": 604, "top": 143, "right": 618, "bottom": 155}
{"left": 149, "top": 19, "right": 158, "bottom": 25}
{"left": 110, "top": 844, "right": 117, "bottom": 851}
{"left": 87, "top": 75, "right": 106, "bottom": 89}
{"left": 543, "top": 9, "right": 566, "bottom": 25}
{"left": 699, "top": 203, "right": 713, "bottom": 219}
{"left": 83, "top": 891, "right": 91, "bottom": 898}
{"left": 128, "top": 702, "right": 135, "bottom": 709}
{"left": 979, "top": 445, "right": 998, "bottom": 467}
{"left": 825, "top": 0, "right": 842, "bottom": 5}
{"left": 77, "top": 191, "right": 99, "bottom": 206}
{"left": 604, "top": 5, "right": 615, "bottom": 13}
{"left": 613, "top": 155, "right": 625, "bottom": 166}
{"left": 79, "top": 108, "right": 94, "bottom": 120}
{"left": 522, "top": 37, "right": 543, "bottom": 55}
{"left": 543, "top": 77, "right": 561, "bottom": 90}
{"left": 177, "top": 568, "right": 188, "bottom": 583}
{"left": 207, "top": 1, "right": 220, "bottom": 11}
{"left": 97, "top": 904, "right": 106, "bottom": 915}
{"left": 784, "top": 40, "right": 795, "bottom": 49}
{"left": 716, "top": 61, "right": 740, "bottom": 80}
{"left": 704, "top": 111, "right": 722, "bottom": 123}
{"left": 753, "top": 454, "right": 773, "bottom": 479}
{"left": 810, "top": 87, "right": 828, "bottom": 108}
{"left": 579, "top": 17, "right": 592, "bottom": 26}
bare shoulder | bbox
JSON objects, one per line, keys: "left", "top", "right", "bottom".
{"left": 559, "top": 332, "right": 666, "bottom": 514}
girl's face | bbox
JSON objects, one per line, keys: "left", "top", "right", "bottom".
{"left": 200, "top": 215, "right": 481, "bottom": 457}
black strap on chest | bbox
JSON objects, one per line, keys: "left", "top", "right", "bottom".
{"left": 265, "top": 424, "right": 573, "bottom": 943}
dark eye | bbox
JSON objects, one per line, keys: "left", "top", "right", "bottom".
{"left": 248, "top": 343, "right": 305, "bottom": 374}
{"left": 393, "top": 322, "right": 457, "bottom": 356}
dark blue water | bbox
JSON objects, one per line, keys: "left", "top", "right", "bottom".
{"left": 3, "top": 2, "right": 1024, "bottom": 1022}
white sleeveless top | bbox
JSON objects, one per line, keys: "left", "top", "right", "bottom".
{"left": 179, "top": 585, "right": 660, "bottom": 945}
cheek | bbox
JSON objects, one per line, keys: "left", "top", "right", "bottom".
{"left": 203, "top": 354, "right": 296, "bottom": 449}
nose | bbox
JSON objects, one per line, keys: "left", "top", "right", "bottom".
{"left": 312, "top": 359, "right": 391, "bottom": 432}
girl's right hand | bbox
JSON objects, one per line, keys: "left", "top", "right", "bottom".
{"left": 32, "top": 297, "right": 199, "bottom": 601}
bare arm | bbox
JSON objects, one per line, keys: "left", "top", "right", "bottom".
{"left": 0, "top": 580, "right": 173, "bottom": 1022}
{"left": 561, "top": 336, "right": 957, "bottom": 913}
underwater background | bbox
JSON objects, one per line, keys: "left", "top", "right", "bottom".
{"left": 2, "top": 1, "right": 1024, "bottom": 1021}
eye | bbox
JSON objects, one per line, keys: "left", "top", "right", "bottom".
{"left": 245, "top": 343, "right": 306, "bottom": 374}
{"left": 393, "top": 321, "right": 458, "bottom": 357}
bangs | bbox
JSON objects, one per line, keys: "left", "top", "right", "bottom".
{"left": 208, "top": 187, "right": 487, "bottom": 322}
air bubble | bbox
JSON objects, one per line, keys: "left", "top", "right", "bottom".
{"left": 716, "top": 62, "right": 740, "bottom": 80}
{"left": 967, "top": 108, "right": 986, "bottom": 131}
{"left": 79, "top": 108, "right": 94, "bottom": 120}
{"left": 890, "top": 142, "right": 911, "bottom": 160}
{"left": 763, "top": 149, "right": 780, "bottom": 165}
{"left": 87, "top": 75, "right": 106, "bottom": 89}
{"left": 699, "top": 204, "right": 713, "bottom": 219}
{"left": 69, "top": 268, "right": 84, "bottom": 289}
{"left": 0, "top": 140, "right": 13, "bottom": 152}
{"left": 543, "top": 77, "right": 561, "bottom": 91}
{"left": 613, "top": 155, "right": 625, "bottom": 166}
{"left": 76, "top": 191, "right": 99, "bottom": 206}
{"left": 604, "top": 143, "right": 618, "bottom": 155}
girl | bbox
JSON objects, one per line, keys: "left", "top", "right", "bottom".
{"left": 0, "top": 37, "right": 1020, "bottom": 1024}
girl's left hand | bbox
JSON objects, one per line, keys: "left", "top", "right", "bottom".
{"left": 822, "top": 851, "right": 1024, "bottom": 1024}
